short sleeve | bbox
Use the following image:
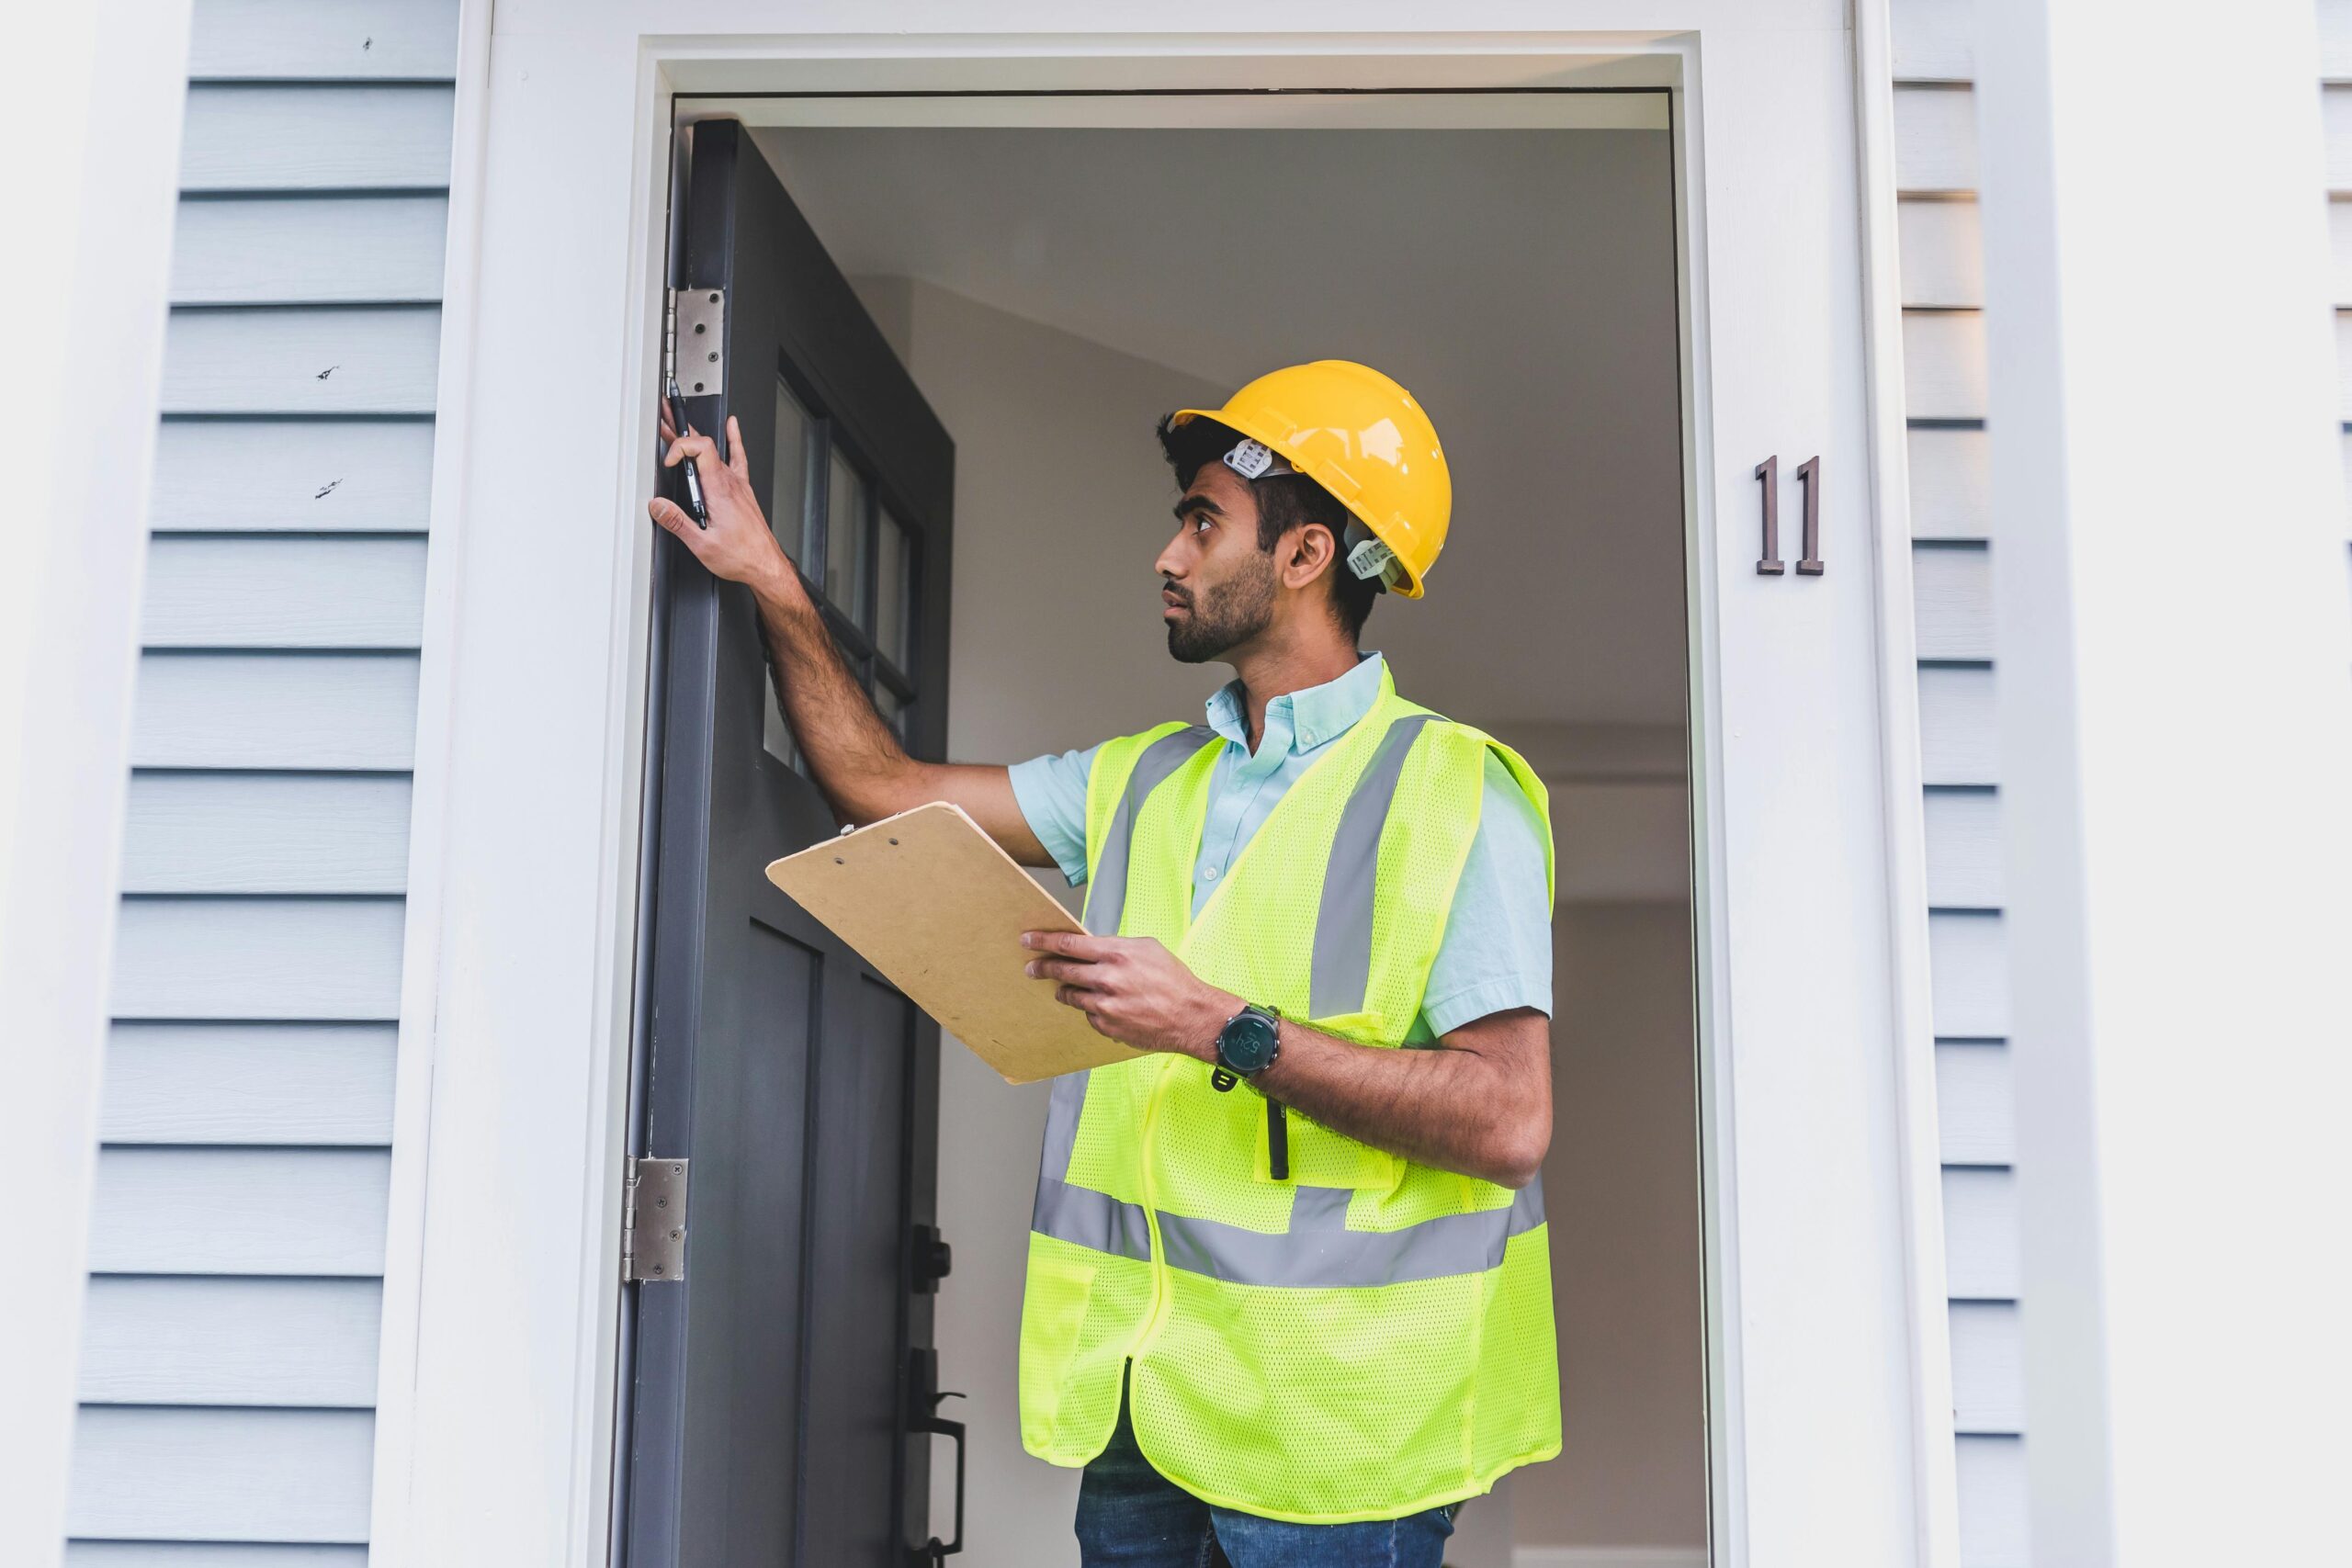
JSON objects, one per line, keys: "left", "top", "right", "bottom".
{"left": 1007, "top": 742, "right": 1102, "bottom": 886}
{"left": 1417, "top": 750, "right": 1554, "bottom": 1038}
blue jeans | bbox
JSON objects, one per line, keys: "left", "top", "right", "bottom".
{"left": 1074, "top": 1382, "right": 1461, "bottom": 1568}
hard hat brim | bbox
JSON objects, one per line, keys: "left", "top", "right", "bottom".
{"left": 1167, "top": 405, "right": 1427, "bottom": 599}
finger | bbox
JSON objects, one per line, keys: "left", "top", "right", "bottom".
{"left": 1023, "top": 931, "right": 1117, "bottom": 960}
{"left": 1055, "top": 985, "right": 1111, "bottom": 1017}
{"left": 1027, "top": 957, "right": 1106, "bottom": 987}
{"left": 726, "top": 416, "right": 751, "bottom": 481}
{"left": 664, "top": 434, "right": 719, "bottom": 469}
{"left": 649, "top": 497, "right": 693, "bottom": 536}
{"left": 658, "top": 406, "right": 678, "bottom": 443}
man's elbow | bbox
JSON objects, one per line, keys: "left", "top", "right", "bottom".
{"left": 1487, "top": 1116, "right": 1552, "bottom": 1190}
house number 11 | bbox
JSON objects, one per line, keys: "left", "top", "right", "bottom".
{"left": 1755, "top": 455, "right": 1825, "bottom": 576}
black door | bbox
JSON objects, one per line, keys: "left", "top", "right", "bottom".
{"left": 622, "top": 118, "right": 958, "bottom": 1568}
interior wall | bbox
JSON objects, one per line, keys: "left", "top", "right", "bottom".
{"left": 869, "top": 276, "right": 1706, "bottom": 1565}
{"left": 1515, "top": 901, "right": 1708, "bottom": 1554}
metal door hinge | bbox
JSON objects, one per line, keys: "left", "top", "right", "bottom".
{"left": 622, "top": 1156, "right": 690, "bottom": 1282}
{"left": 665, "top": 288, "right": 725, "bottom": 397}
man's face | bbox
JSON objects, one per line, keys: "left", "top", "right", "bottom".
{"left": 1155, "top": 462, "right": 1278, "bottom": 664}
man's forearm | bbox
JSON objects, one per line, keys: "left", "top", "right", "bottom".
{"left": 1250, "top": 1009, "right": 1551, "bottom": 1190}
{"left": 749, "top": 561, "right": 918, "bottom": 825}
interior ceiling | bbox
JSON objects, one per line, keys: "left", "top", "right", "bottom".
{"left": 753, "top": 125, "right": 1689, "bottom": 728}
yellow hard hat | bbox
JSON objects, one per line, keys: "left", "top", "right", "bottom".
{"left": 1170, "top": 359, "right": 1451, "bottom": 599}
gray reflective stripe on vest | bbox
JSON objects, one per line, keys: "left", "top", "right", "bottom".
{"left": 1035, "top": 724, "right": 1216, "bottom": 1192}
{"left": 1083, "top": 724, "right": 1217, "bottom": 938}
{"left": 1309, "top": 713, "right": 1439, "bottom": 1021}
{"left": 1033, "top": 1176, "right": 1153, "bottom": 1260}
{"left": 1031, "top": 1170, "right": 1546, "bottom": 1288}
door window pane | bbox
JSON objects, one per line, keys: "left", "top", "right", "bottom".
{"left": 826, "top": 451, "right": 867, "bottom": 617}
{"left": 773, "top": 381, "right": 815, "bottom": 573}
{"left": 875, "top": 507, "right": 912, "bottom": 671}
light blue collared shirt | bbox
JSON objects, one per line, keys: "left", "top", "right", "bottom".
{"left": 1007, "top": 652, "right": 1551, "bottom": 1041}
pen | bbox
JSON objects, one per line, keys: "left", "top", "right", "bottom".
{"left": 666, "top": 376, "right": 709, "bottom": 529}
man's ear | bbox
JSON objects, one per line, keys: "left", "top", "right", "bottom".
{"left": 1281, "top": 522, "right": 1340, "bottom": 591}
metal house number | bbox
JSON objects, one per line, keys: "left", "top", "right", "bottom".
{"left": 1755, "top": 455, "right": 1825, "bottom": 576}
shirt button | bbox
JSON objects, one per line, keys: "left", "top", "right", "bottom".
{"left": 1202, "top": 864, "right": 1221, "bottom": 882}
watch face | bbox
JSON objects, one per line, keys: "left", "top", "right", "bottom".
{"left": 1219, "top": 1010, "right": 1281, "bottom": 1074}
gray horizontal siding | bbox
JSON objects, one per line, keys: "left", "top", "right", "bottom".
{"left": 181, "top": 85, "right": 454, "bottom": 192}
{"left": 74, "top": 6, "right": 458, "bottom": 1553}
{"left": 188, "top": 0, "right": 460, "bottom": 81}
{"left": 1891, "top": 5, "right": 2029, "bottom": 1557}
{"left": 86, "top": 1148, "right": 391, "bottom": 1277}
{"left": 130, "top": 652, "right": 421, "bottom": 771}
{"left": 173, "top": 196, "right": 449, "bottom": 305}
{"left": 122, "top": 773, "right": 413, "bottom": 894}
{"left": 67, "top": 1407, "right": 374, "bottom": 1543}
{"left": 100, "top": 1023, "right": 398, "bottom": 1145}
{"left": 142, "top": 536, "right": 427, "bottom": 649}
{"left": 1907, "top": 426, "right": 1991, "bottom": 540}
{"left": 68, "top": 1545, "right": 368, "bottom": 1568}
{"left": 112, "top": 897, "right": 406, "bottom": 1021}
{"left": 1934, "top": 1040, "right": 2015, "bottom": 1166}
{"left": 152, "top": 420, "right": 437, "bottom": 533}
{"left": 161, "top": 306, "right": 442, "bottom": 416}
{"left": 80, "top": 1278, "right": 383, "bottom": 1407}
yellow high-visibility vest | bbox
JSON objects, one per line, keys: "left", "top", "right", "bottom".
{"left": 1017, "top": 664, "right": 1561, "bottom": 1522}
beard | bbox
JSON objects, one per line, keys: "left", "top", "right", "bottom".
{"left": 1164, "top": 553, "right": 1276, "bottom": 664}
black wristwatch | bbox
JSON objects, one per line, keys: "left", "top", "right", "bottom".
{"left": 1214, "top": 1003, "right": 1283, "bottom": 1077}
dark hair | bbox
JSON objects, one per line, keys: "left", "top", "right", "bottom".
{"left": 1155, "top": 413, "right": 1379, "bottom": 641}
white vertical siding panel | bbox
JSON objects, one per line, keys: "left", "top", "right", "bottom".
{"left": 162, "top": 307, "right": 442, "bottom": 416}
{"left": 130, "top": 652, "right": 420, "bottom": 771}
{"left": 1891, "top": 0, "right": 1974, "bottom": 82}
{"left": 79, "top": 1278, "right": 382, "bottom": 1407}
{"left": 1913, "top": 543, "right": 1994, "bottom": 660}
{"left": 1954, "top": 1436, "right": 2030, "bottom": 1568}
{"left": 111, "top": 897, "right": 406, "bottom": 1021}
{"left": 1941, "top": 1167, "right": 2021, "bottom": 1300}
{"left": 1923, "top": 787, "right": 2002, "bottom": 908}
{"left": 1907, "top": 425, "right": 1992, "bottom": 540}
{"left": 180, "top": 85, "right": 454, "bottom": 192}
{"left": 86, "top": 1149, "right": 390, "bottom": 1277}
{"left": 2329, "top": 201, "right": 2352, "bottom": 306}
{"left": 142, "top": 537, "right": 427, "bottom": 649}
{"left": 1949, "top": 1301, "right": 2025, "bottom": 1435}
{"left": 67, "top": 1407, "right": 374, "bottom": 1543}
{"left": 1894, "top": 85, "right": 1979, "bottom": 192}
{"left": 172, "top": 197, "right": 449, "bottom": 305}
{"left": 1928, "top": 911, "right": 2009, "bottom": 1037}
{"left": 188, "top": 0, "right": 460, "bottom": 80}
{"left": 1935, "top": 1040, "right": 2015, "bottom": 1165}
{"left": 152, "top": 420, "right": 437, "bottom": 534}
{"left": 121, "top": 773, "right": 413, "bottom": 895}
{"left": 1917, "top": 665, "right": 1998, "bottom": 784}
{"left": 100, "top": 1022, "right": 397, "bottom": 1145}
{"left": 1902, "top": 310, "right": 1990, "bottom": 422}
{"left": 1897, "top": 198, "right": 1984, "bottom": 307}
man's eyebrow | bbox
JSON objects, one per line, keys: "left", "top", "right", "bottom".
{"left": 1173, "top": 493, "right": 1224, "bottom": 522}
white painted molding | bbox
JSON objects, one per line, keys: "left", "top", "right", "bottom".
{"left": 1512, "top": 1548, "right": 1709, "bottom": 1568}
{"left": 0, "top": 4, "right": 192, "bottom": 1564}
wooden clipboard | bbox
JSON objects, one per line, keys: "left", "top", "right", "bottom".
{"left": 764, "top": 802, "right": 1145, "bottom": 1085}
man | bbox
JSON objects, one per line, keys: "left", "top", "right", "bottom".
{"left": 650, "top": 360, "right": 1558, "bottom": 1568}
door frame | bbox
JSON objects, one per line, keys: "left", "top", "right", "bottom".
{"left": 380, "top": 13, "right": 1953, "bottom": 1568}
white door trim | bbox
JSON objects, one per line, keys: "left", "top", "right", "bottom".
{"left": 382, "top": 14, "right": 1950, "bottom": 1568}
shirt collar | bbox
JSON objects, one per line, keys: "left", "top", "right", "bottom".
{"left": 1204, "top": 650, "right": 1387, "bottom": 756}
